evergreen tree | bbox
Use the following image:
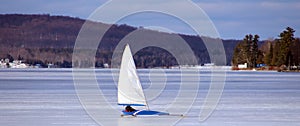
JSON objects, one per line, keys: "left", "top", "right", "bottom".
{"left": 232, "top": 34, "right": 260, "bottom": 68}
{"left": 275, "top": 27, "right": 295, "bottom": 66}
{"left": 251, "top": 35, "right": 259, "bottom": 67}
{"left": 232, "top": 42, "right": 247, "bottom": 65}
{"left": 291, "top": 38, "right": 300, "bottom": 65}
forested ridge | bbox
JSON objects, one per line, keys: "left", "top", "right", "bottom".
{"left": 1, "top": 14, "right": 240, "bottom": 68}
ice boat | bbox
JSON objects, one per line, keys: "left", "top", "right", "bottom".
{"left": 118, "top": 44, "right": 169, "bottom": 116}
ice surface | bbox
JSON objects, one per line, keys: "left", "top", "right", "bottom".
{"left": 0, "top": 68, "right": 300, "bottom": 126}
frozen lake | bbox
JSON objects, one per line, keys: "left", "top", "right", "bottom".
{"left": 0, "top": 69, "right": 300, "bottom": 126}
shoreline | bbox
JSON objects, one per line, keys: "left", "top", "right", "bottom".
{"left": 231, "top": 66, "right": 300, "bottom": 72}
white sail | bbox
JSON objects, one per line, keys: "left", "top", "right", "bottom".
{"left": 118, "top": 44, "right": 147, "bottom": 106}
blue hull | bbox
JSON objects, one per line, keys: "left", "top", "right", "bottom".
{"left": 122, "top": 110, "right": 169, "bottom": 116}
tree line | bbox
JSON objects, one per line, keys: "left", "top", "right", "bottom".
{"left": 232, "top": 27, "right": 300, "bottom": 70}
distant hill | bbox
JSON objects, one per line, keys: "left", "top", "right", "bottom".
{"left": 0, "top": 14, "right": 239, "bottom": 68}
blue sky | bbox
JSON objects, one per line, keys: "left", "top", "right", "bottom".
{"left": 1, "top": 0, "right": 299, "bottom": 40}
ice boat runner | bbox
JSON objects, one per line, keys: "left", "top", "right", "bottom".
{"left": 118, "top": 44, "right": 169, "bottom": 116}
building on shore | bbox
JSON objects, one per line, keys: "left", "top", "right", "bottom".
{"left": 0, "top": 59, "right": 29, "bottom": 68}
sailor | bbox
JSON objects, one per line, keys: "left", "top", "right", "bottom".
{"left": 125, "top": 105, "right": 136, "bottom": 112}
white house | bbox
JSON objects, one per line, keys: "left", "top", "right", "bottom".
{"left": 238, "top": 63, "right": 247, "bottom": 69}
